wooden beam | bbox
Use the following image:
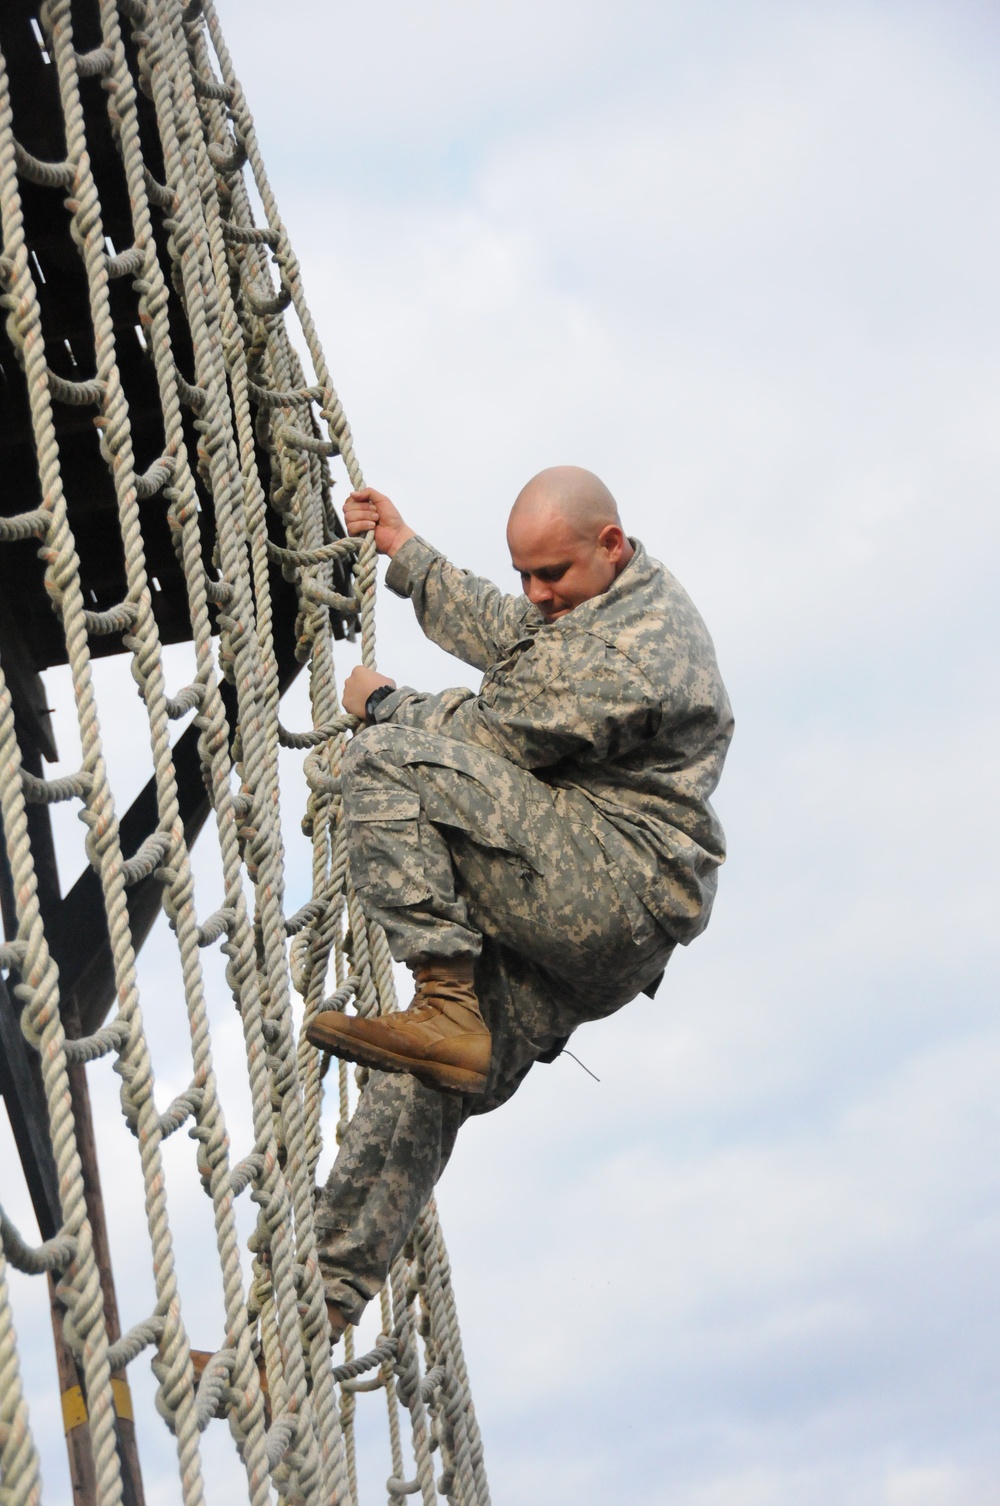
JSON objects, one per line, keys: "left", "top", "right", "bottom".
{"left": 0, "top": 786, "right": 62, "bottom": 1241}
{"left": 19, "top": 740, "right": 62, "bottom": 923}
{"left": 47, "top": 1275, "right": 100, "bottom": 1506}
{"left": 0, "top": 599, "right": 58, "bottom": 763}
{"left": 0, "top": 972, "right": 61, "bottom": 1239}
{"left": 50, "top": 649, "right": 303, "bottom": 1037}
{"left": 62, "top": 991, "right": 146, "bottom": 1506}
{"left": 49, "top": 717, "right": 213, "bottom": 1037}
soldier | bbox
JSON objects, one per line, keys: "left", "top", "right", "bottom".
{"left": 307, "top": 465, "right": 733, "bottom": 1338}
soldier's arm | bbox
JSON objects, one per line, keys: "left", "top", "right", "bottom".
{"left": 385, "top": 537, "right": 529, "bottom": 671}
{"left": 370, "top": 635, "right": 662, "bottom": 769}
{"left": 344, "top": 489, "right": 526, "bottom": 670}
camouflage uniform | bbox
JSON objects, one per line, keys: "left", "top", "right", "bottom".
{"left": 316, "top": 536, "right": 733, "bottom": 1322}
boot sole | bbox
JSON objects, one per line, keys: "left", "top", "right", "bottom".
{"left": 308, "top": 1026, "right": 488, "bottom": 1096}
{"left": 191, "top": 1310, "right": 348, "bottom": 1420}
{"left": 190, "top": 1349, "right": 269, "bottom": 1421}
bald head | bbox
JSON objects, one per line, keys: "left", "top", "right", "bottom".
{"left": 508, "top": 465, "right": 622, "bottom": 541}
{"left": 506, "top": 466, "right": 633, "bottom": 623}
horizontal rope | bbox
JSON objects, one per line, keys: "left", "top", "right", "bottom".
{"left": 208, "top": 136, "right": 247, "bottom": 174}
{"left": 107, "top": 246, "right": 145, "bottom": 279}
{"left": 135, "top": 455, "right": 176, "bottom": 497}
{"left": 266, "top": 536, "right": 361, "bottom": 567}
{"left": 204, "top": 576, "right": 233, "bottom": 604}
{"left": 246, "top": 379, "right": 322, "bottom": 409}
{"left": 193, "top": 1348, "right": 236, "bottom": 1432}
{"left": 197, "top": 907, "right": 235, "bottom": 946}
{"left": 245, "top": 278, "right": 291, "bottom": 316}
{"left": 275, "top": 424, "right": 338, "bottom": 457}
{"left": 0, "top": 507, "right": 49, "bottom": 541}
{"left": 277, "top": 715, "right": 355, "bottom": 749}
{"left": 0, "top": 1208, "right": 74, "bottom": 1275}
{"left": 0, "top": 940, "right": 27, "bottom": 971}
{"left": 175, "top": 372, "right": 206, "bottom": 410}
{"left": 220, "top": 220, "right": 277, "bottom": 247}
{"left": 19, "top": 768, "right": 93, "bottom": 804}
{"left": 120, "top": 830, "right": 174, "bottom": 887}
{"left": 229, "top": 1153, "right": 264, "bottom": 1198}
{"left": 320, "top": 975, "right": 361, "bottom": 1014}
{"left": 192, "top": 71, "right": 231, "bottom": 101}
{"left": 332, "top": 1339, "right": 398, "bottom": 1386}
{"left": 107, "top": 1318, "right": 164, "bottom": 1373}
{"left": 75, "top": 45, "right": 115, "bottom": 78}
{"left": 303, "top": 764, "right": 341, "bottom": 796}
{"left": 142, "top": 165, "right": 173, "bottom": 208}
{"left": 47, "top": 370, "right": 105, "bottom": 407}
{"left": 165, "top": 684, "right": 204, "bottom": 718}
{"left": 158, "top": 1087, "right": 205, "bottom": 1139}
{"left": 13, "top": 139, "right": 74, "bottom": 188}
{"left": 284, "top": 899, "right": 325, "bottom": 936}
{"left": 302, "top": 580, "right": 359, "bottom": 614}
{"left": 62, "top": 1020, "right": 131, "bottom": 1066}
{"left": 420, "top": 1364, "right": 446, "bottom": 1402}
{"left": 85, "top": 602, "right": 139, "bottom": 636}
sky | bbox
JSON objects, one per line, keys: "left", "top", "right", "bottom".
{"left": 3, "top": 2, "right": 1000, "bottom": 1503}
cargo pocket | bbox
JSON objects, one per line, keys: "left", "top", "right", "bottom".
{"left": 399, "top": 743, "right": 544, "bottom": 873}
{"left": 344, "top": 783, "right": 432, "bottom": 907}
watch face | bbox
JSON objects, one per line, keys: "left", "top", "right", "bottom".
{"left": 365, "top": 686, "right": 393, "bottom": 719}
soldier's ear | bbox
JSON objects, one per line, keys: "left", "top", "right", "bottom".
{"left": 597, "top": 523, "right": 626, "bottom": 561}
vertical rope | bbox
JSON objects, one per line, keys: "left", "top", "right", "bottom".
{"left": 0, "top": 2, "right": 489, "bottom": 1502}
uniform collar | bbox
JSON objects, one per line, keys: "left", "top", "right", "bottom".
{"left": 522, "top": 538, "right": 650, "bottom": 630}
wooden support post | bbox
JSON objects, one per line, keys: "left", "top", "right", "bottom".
{"left": 0, "top": 974, "right": 61, "bottom": 1238}
{"left": 62, "top": 990, "right": 146, "bottom": 1506}
{"left": 48, "top": 1275, "right": 100, "bottom": 1506}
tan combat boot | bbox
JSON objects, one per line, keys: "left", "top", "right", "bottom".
{"left": 325, "top": 1299, "right": 349, "bottom": 1346}
{"left": 190, "top": 1300, "right": 349, "bottom": 1418}
{"left": 306, "top": 956, "right": 490, "bottom": 1096}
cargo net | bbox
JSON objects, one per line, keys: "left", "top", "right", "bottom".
{"left": 0, "top": 2, "right": 489, "bottom": 1504}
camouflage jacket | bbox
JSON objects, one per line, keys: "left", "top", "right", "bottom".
{"left": 374, "top": 536, "right": 733, "bottom": 944}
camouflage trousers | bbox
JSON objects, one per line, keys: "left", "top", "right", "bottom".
{"left": 316, "top": 724, "right": 674, "bottom": 1323}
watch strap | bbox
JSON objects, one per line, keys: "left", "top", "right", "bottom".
{"left": 364, "top": 685, "right": 395, "bottom": 724}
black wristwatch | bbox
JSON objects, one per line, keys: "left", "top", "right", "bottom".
{"left": 364, "top": 685, "right": 395, "bottom": 725}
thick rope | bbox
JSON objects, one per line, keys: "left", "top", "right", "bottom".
{"left": 0, "top": 2, "right": 489, "bottom": 1503}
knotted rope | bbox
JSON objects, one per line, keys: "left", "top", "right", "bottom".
{"left": 0, "top": 3, "right": 489, "bottom": 1503}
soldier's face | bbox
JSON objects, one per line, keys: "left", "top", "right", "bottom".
{"left": 508, "top": 513, "right": 626, "bottom": 623}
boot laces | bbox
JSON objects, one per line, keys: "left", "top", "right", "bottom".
{"left": 403, "top": 999, "right": 441, "bottom": 1024}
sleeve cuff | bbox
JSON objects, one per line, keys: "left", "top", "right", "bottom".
{"left": 384, "top": 535, "right": 442, "bottom": 598}
{"left": 370, "top": 686, "right": 418, "bottom": 723}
